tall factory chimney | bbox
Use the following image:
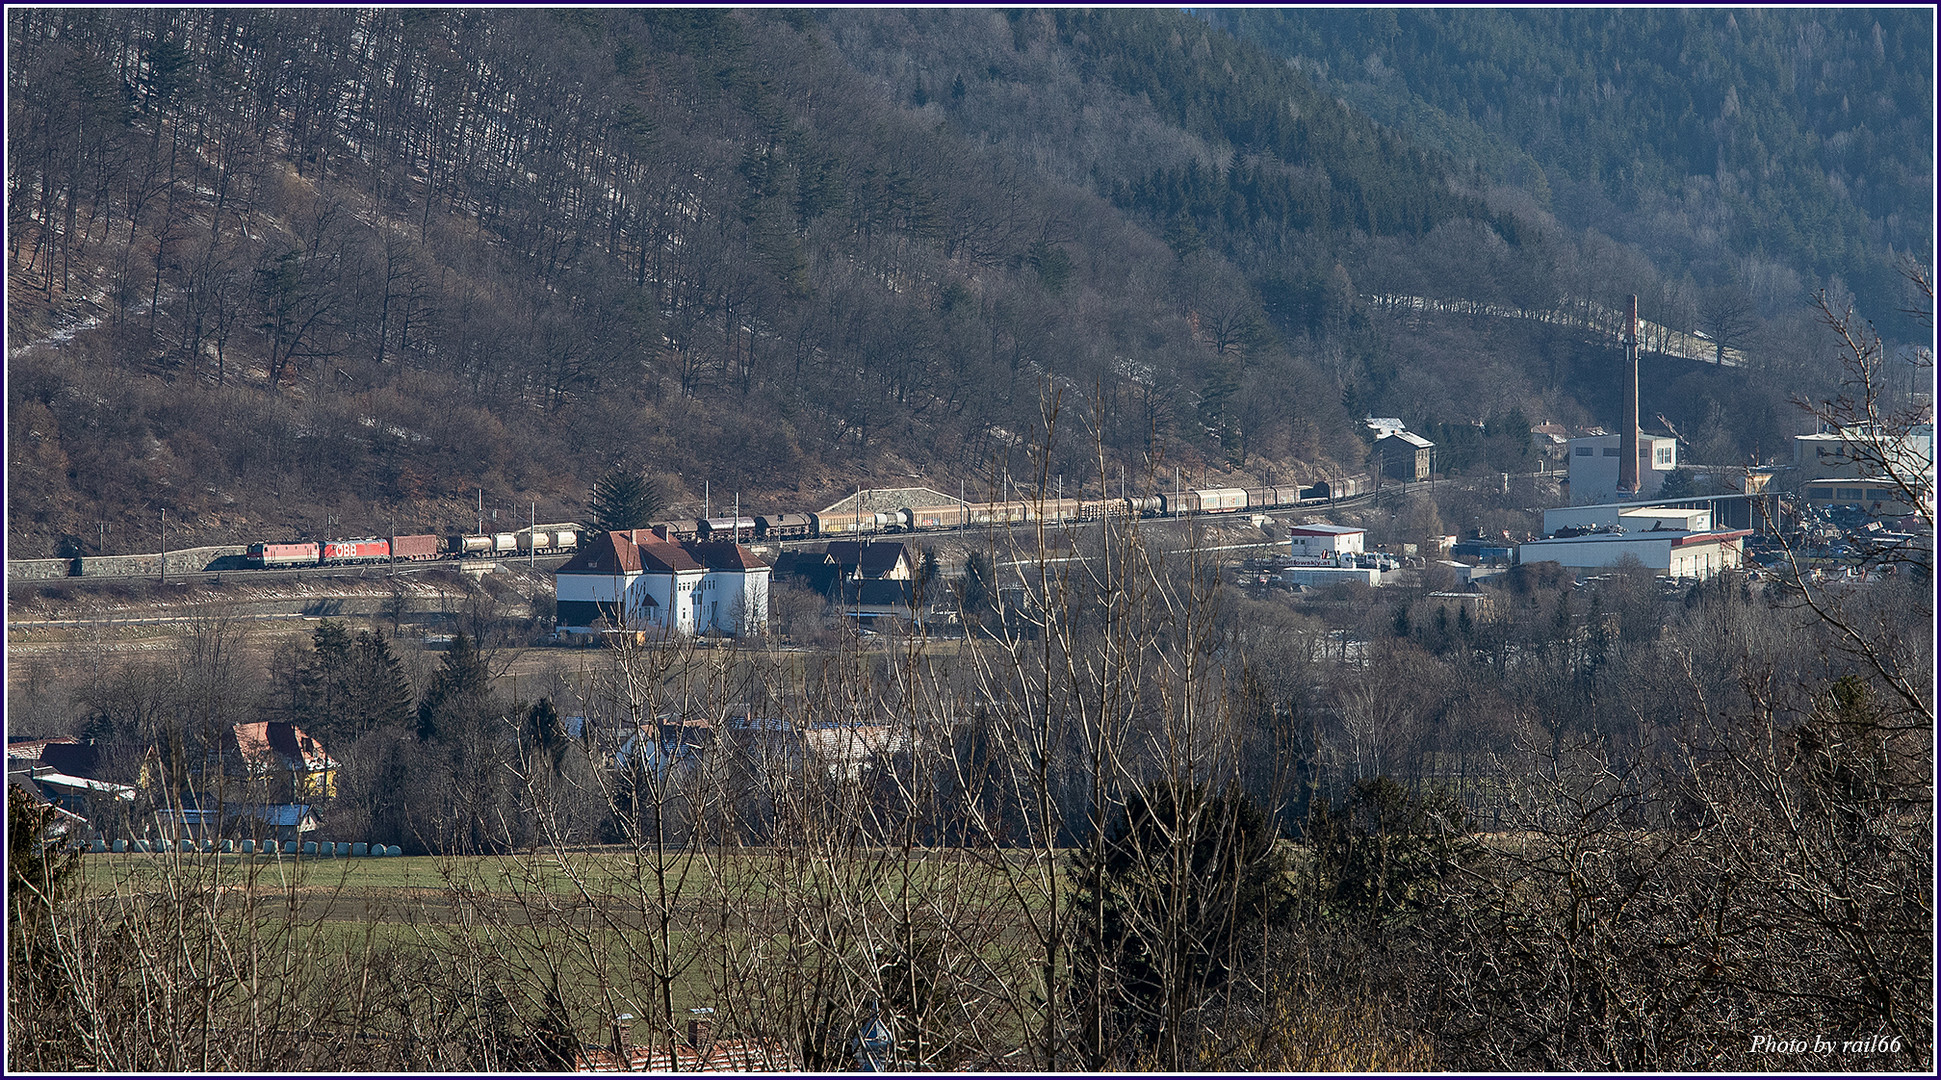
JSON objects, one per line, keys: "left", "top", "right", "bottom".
{"left": 1617, "top": 294, "right": 1641, "bottom": 497}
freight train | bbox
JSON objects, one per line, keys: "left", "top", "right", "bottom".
{"left": 235, "top": 477, "right": 1367, "bottom": 570}
{"left": 751, "top": 476, "right": 1366, "bottom": 539}
{"left": 243, "top": 526, "right": 581, "bottom": 568}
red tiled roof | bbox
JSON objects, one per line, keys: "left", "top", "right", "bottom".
{"left": 557, "top": 532, "right": 645, "bottom": 576}
{"left": 556, "top": 533, "right": 767, "bottom": 576}
{"left": 232, "top": 722, "right": 337, "bottom": 772}
{"left": 6, "top": 737, "right": 79, "bottom": 761}
{"left": 638, "top": 536, "right": 706, "bottom": 573}
{"left": 686, "top": 541, "right": 772, "bottom": 571}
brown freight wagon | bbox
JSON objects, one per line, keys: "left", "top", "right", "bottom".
{"left": 390, "top": 534, "right": 441, "bottom": 560}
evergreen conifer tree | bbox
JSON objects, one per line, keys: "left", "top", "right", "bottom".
{"left": 587, "top": 468, "right": 666, "bottom": 533}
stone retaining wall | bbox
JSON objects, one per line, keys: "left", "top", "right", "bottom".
{"left": 6, "top": 544, "right": 247, "bottom": 581}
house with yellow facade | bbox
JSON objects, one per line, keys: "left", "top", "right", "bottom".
{"left": 228, "top": 722, "right": 338, "bottom": 800}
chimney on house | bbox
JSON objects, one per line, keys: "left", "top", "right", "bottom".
{"left": 1617, "top": 294, "right": 1641, "bottom": 497}
{"left": 687, "top": 1007, "right": 717, "bottom": 1055}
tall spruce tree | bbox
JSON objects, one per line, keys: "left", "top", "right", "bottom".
{"left": 285, "top": 622, "right": 412, "bottom": 743}
{"left": 587, "top": 468, "right": 666, "bottom": 533}
{"left": 416, "top": 631, "right": 493, "bottom": 742}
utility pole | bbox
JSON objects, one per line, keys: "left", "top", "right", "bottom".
{"left": 478, "top": 488, "right": 484, "bottom": 536}
{"left": 159, "top": 510, "right": 165, "bottom": 582}
{"left": 530, "top": 502, "right": 536, "bottom": 570}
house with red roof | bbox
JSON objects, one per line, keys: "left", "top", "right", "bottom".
{"left": 228, "top": 721, "right": 339, "bottom": 799}
{"left": 555, "top": 530, "right": 771, "bottom": 638}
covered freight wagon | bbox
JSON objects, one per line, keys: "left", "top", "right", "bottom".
{"left": 699, "top": 517, "right": 757, "bottom": 542}
{"left": 757, "top": 513, "right": 815, "bottom": 540}
{"left": 1036, "top": 498, "right": 1084, "bottom": 524}
{"left": 1245, "top": 486, "right": 1305, "bottom": 510}
{"left": 390, "top": 534, "right": 441, "bottom": 561}
{"left": 817, "top": 512, "right": 893, "bottom": 536}
{"left": 1163, "top": 488, "right": 1248, "bottom": 514}
{"left": 899, "top": 505, "right": 968, "bottom": 531}
{"left": 967, "top": 501, "right": 1031, "bottom": 526}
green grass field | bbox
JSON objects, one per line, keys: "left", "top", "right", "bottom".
{"left": 71, "top": 845, "right": 1060, "bottom": 1043}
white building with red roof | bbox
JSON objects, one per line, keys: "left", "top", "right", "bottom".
{"left": 555, "top": 530, "right": 770, "bottom": 638}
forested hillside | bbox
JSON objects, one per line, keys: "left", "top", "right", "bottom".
{"left": 6, "top": 9, "right": 1903, "bottom": 556}
{"left": 1202, "top": 8, "right": 1934, "bottom": 337}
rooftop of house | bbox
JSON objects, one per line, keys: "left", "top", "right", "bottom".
{"left": 6, "top": 736, "right": 80, "bottom": 762}
{"left": 822, "top": 540, "right": 908, "bottom": 576}
{"left": 637, "top": 536, "right": 707, "bottom": 573}
{"left": 557, "top": 531, "right": 646, "bottom": 575}
{"left": 687, "top": 540, "right": 771, "bottom": 571}
{"left": 557, "top": 533, "right": 768, "bottom": 575}
{"left": 232, "top": 722, "right": 338, "bottom": 773}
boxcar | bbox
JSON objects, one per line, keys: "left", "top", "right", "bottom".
{"left": 1162, "top": 488, "right": 1248, "bottom": 515}
{"left": 817, "top": 512, "right": 892, "bottom": 536}
{"left": 1245, "top": 486, "right": 1305, "bottom": 510}
{"left": 390, "top": 534, "right": 441, "bottom": 561}
{"left": 900, "top": 505, "right": 969, "bottom": 531}
{"left": 650, "top": 519, "right": 704, "bottom": 541}
{"left": 1037, "top": 498, "right": 1084, "bottom": 524}
{"left": 968, "top": 501, "right": 1031, "bottom": 526}
{"left": 699, "top": 517, "right": 757, "bottom": 542}
{"left": 757, "top": 513, "right": 815, "bottom": 541}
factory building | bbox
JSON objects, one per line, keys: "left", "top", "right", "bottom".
{"left": 1517, "top": 528, "right": 1750, "bottom": 580}
{"left": 1543, "top": 504, "right": 1712, "bottom": 535}
{"left": 1800, "top": 477, "right": 1925, "bottom": 520}
{"left": 1567, "top": 433, "right": 1680, "bottom": 504}
{"left": 1287, "top": 524, "right": 1366, "bottom": 563}
{"left": 1792, "top": 424, "right": 1934, "bottom": 483}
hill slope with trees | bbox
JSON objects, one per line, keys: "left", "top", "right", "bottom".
{"left": 7, "top": 8, "right": 1902, "bottom": 556}
{"left": 1202, "top": 8, "right": 1934, "bottom": 336}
